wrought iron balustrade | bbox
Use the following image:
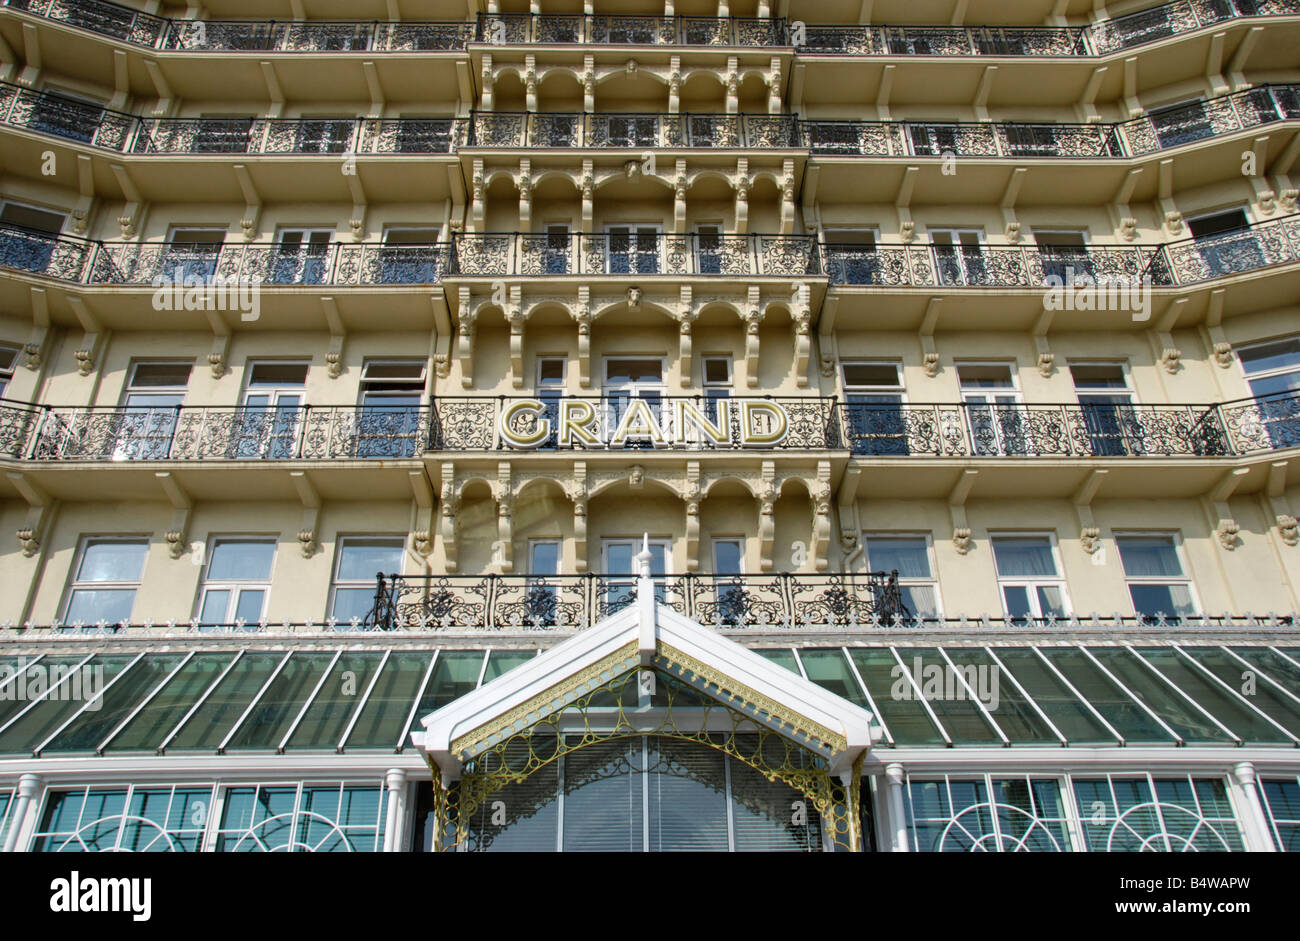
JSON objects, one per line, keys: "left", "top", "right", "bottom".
{"left": 135, "top": 117, "right": 465, "bottom": 155}
{"left": 431, "top": 396, "right": 842, "bottom": 451}
{"left": 450, "top": 232, "right": 821, "bottom": 277}
{"left": 466, "top": 112, "right": 800, "bottom": 149}
{"left": 841, "top": 401, "right": 1233, "bottom": 458}
{"left": 6, "top": 0, "right": 1299, "bottom": 55}
{"left": 0, "top": 223, "right": 99, "bottom": 281}
{"left": 474, "top": 13, "right": 786, "bottom": 46}
{"left": 22, "top": 404, "right": 433, "bottom": 462}
{"left": 367, "top": 571, "right": 907, "bottom": 631}
{"left": 0, "top": 80, "right": 135, "bottom": 149}
{"left": 1218, "top": 391, "right": 1300, "bottom": 454}
{"left": 85, "top": 237, "right": 449, "bottom": 286}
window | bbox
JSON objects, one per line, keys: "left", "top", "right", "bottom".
{"left": 842, "top": 362, "right": 908, "bottom": 455}
{"left": 695, "top": 224, "right": 723, "bottom": 275}
{"left": 865, "top": 535, "right": 940, "bottom": 619}
{"left": 1187, "top": 207, "right": 1261, "bottom": 278}
{"left": 604, "top": 358, "right": 665, "bottom": 449}
{"left": 381, "top": 227, "right": 442, "bottom": 283}
{"left": 1115, "top": 534, "right": 1197, "bottom": 621}
{"left": 111, "top": 361, "right": 191, "bottom": 461}
{"left": 330, "top": 537, "right": 404, "bottom": 625}
{"left": 602, "top": 538, "right": 669, "bottom": 613}
{"left": 539, "top": 224, "right": 571, "bottom": 275}
{"left": 63, "top": 538, "right": 148, "bottom": 625}
{"left": 907, "top": 775, "right": 1072, "bottom": 852}
{"left": 197, "top": 538, "right": 276, "bottom": 626}
{"left": 822, "top": 227, "right": 880, "bottom": 285}
{"left": 293, "top": 115, "right": 355, "bottom": 154}
{"left": 957, "top": 363, "right": 1025, "bottom": 456}
{"left": 929, "top": 228, "right": 987, "bottom": 285}
{"left": 0, "top": 344, "right": 19, "bottom": 398}
{"left": 1073, "top": 775, "right": 1245, "bottom": 851}
{"left": 192, "top": 114, "right": 255, "bottom": 153}
{"left": 237, "top": 361, "right": 308, "bottom": 459}
{"left": 1261, "top": 776, "right": 1300, "bottom": 851}
{"left": 524, "top": 539, "right": 562, "bottom": 626}
{"left": 1238, "top": 336, "right": 1300, "bottom": 449}
{"left": 605, "top": 225, "right": 660, "bottom": 275}
{"left": 702, "top": 355, "right": 732, "bottom": 409}
{"left": 214, "top": 782, "right": 386, "bottom": 852}
{"left": 1071, "top": 363, "right": 1138, "bottom": 456}
{"left": 0, "top": 202, "right": 66, "bottom": 275}
{"left": 1034, "top": 230, "right": 1093, "bottom": 283}
{"left": 162, "top": 227, "right": 226, "bottom": 282}
{"left": 1147, "top": 98, "right": 1214, "bottom": 148}
{"left": 991, "top": 535, "right": 1069, "bottom": 621}
{"left": 27, "top": 87, "right": 105, "bottom": 144}
{"left": 356, "top": 360, "right": 425, "bottom": 458}
{"left": 598, "top": 114, "right": 658, "bottom": 147}
{"left": 535, "top": 357, "right": 566, "bottom": 449}
{"left": 271, "top": 228, "right": 333, "bottom": 284}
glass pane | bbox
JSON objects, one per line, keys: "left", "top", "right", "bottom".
{"left": 729, "top": 749, "right": 821, "bottom": 851}
{"left": 647, "top": 738, "right": 728, "bottom": 851}
{"left": 1116, "top": 536, "right": 1184, "bottom": 577}
{"left": 42, "top": 655, "right": 186, "bottom": 754}
{"left": 198, "top": 589, "right": 231, "bottom": 625}
{"left": 0, "top": 656, "right": 134, "bottom": 755}
{"left": 900, "top": 585, "right": 939, "bottom": 619}
{"left": 713, "top": 541, "right": 742, "bottom": 575}
{"left": 468, "top": 739, "right": 559, "bottom": 852}
{"left": 562, "top": 738, "right": 644, "bottom": 852}
{"left": 866, "top": 537, "right": 931, "bottom": 577}
{"left": 225, "top": 653, "right": 337, "bottom": 751}
{"left": 1181, "top": 648, "right": 1300, "bottom": 739}
{"left": 482, "top": 650, "right": 534, "bottom": 683}
{"left": 1239, "top": 337, "right": 1300, "bottom": 374}
{"left": 337, "top": 539, "right": 404, "bottom": 581}
{"left": 1039, "top": 648, "right": 1175, "bottom": 743}
{"left": 1035, "top": 585, "right": 1067, "bottom": 618}
{"left": 848, "top": 648, "right": 946, "bottom": 745}
{"left": 992, "top": 649, "right": 1117, "bottom": 744}
{"left": 402, "top": 651, "right": 485, "bottom": 746}
{"left": 207, "top": 541, "right": 275, "bottom": 581}
{"left": 753, "top": 648, "right": 799, "bottom": 673}
{"left": 106, "top": 654, "right": 236, "bottom": 752}
{"left": 1132, "top": 649, "right": 1288, "bottom": 744}
{"left": 168, "top": 653, "right": 287, "bottom": 751}
{"left": 1129, "top": 584, "right": 1195, "bottom": 619}
{"left": 897, "top": 649, "right": 1002, "bottom": 745}
{"left": 992, "top": 537, "right": 1058, "bottom": 577}
{"left": 65, "top": 589, "right": 136, "bottom": 625}
{"left": 941, "top": 648, "right": 1057, "bottom": 744}
{"left": 1084, "top": 648, "right": 1235, "bottom": 744}
{"left": 76, "top": 541, "right": 147, "bottom": 582}
{"left": 233, "top": 589, "right": 266, "bottom": 624}
{"left": 330, "top": 587, "right": 375, "bottom": 625}
{"left": 1002, "top": 585, "right": 1032, "bottom": 619}
{"left": 529, "top": 542, "right": 559, "bottom": 575}
{"left": 345, "top": 652, "right": 434, "bottom": 749}
{"left": 284, "top": 652, "right": 387, "bottom": 750}
{"left": 797, "top": 649, "right": 869, "bottom": 706}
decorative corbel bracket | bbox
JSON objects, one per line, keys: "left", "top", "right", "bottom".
{"left": 779, "top": 157, "right": 796, "bottom": 234}
{"left": 673, "top": 158, "right": 688, "bottom": 233}
{"left": 733, "top": 157, "right": 750, "bottom": 234}
{"left": 792, "top": 283, "right": 812, "bottom": 388}
{"left": 837, "top": 466, "right": 862, "bottom": 562}
{"left": 684, "top": 461, "right": 701, "bottom": 572}
{"left": 156, "top": 471, "right": 193, "bottom": 560}
{"left": 290, "top": 471, "right": 321, "bottom": 558}
{"left": 440, "top": 462, "right": 459, "bottom": 572}
{"left": 456, "top": 286, "right": 476, "bottom": 389}
{"left": 812, "top": 460, "right": 832, "bottom": 572}
{"left": 71, "top": 154, "right": 95, "bottom": 234}
{"left": 571, "top": 461, "right": 589, "bottom": 573}
{"left": 232, "top": 164, "right": 262, "bottom": 240}
{"left": 895, "top": 166, "right": 919, "bottom": 241}
{"left": 409, "top": 469, "right": 436, "bottom": 560}
{"left": 678, "top": 285, "right": 697, "bottom": 388}
{"left": 109, "top": 163, "right": 143, "bottom": 238}
{"left": 23, "top": 287, "right": 50, "bottom": 371}
{"left": 744, "top": 285, "right": 763, "bottom": 388}
{"left": 1000, "top": 166, "right": 1027, "bottom": 241}
{"left": 321, "top": 296, "right": 346, "bottom": 378}
{"left": 948, "top": 469, "right": 978, "bottom": 554}
{"left": 508, "top": 284, "right": 525, "bottom": 389}
{"left": 1154, "top": 296, "right": 1187, "bottom": 372}
{"left": 7, "top": 472, "right": 54, "bottom": 558}
{"left": 919, "top": 296, "right": 942, "bottom": 377}
{"left": 1266, "top": 461, "right": 1298, "bottom": 547}
{"left": 66, "top": 296, "right": 105, "bottom": 377}
{"left": 495, "top": 461, "right": 513, "bottom": 573}
{"left": 1205, "top": 467, "right": 1250, "bottom": 550}
{"left": 1033, "top": 304, "right": 1056, "bottom": 377}
{"left": 1073, "top": 468, "right": 1108, "bottom": 556}
{"left": 574, "top": 285, "right": 593, "bottom": 388}
{"left": 1203, "top": 288, "right": 1232, "bottom": 368}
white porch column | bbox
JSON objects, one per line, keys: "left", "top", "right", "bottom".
{"left": 383, "top": 768, "right": 408, "bottom": 852}
{"left": 884, "top": 762, "right": 910, "bottom": 852}
{"left": 2, "top": 773, "right": 42, "bottom": 853}
{"left": 1232, "top": 761, "right": 1277, "bottom": 852}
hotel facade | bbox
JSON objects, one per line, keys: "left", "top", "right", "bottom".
{"left": 0, "top": 0, "right": 1298, "bottom": 853}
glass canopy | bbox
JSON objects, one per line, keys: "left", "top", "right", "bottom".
{"left": 1, "top": 644, "right": 1298, "bottom": 757}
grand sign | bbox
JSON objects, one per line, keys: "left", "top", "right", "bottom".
{"left": 497, "top": 398, "right": 790, "bottom": 449}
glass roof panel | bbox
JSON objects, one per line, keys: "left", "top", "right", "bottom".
{"left": 752, "top": 649, "right": 800, "bottom": 673}
{"left": 402, "top": 651, "right": 487, "bottom": 748}
{"left": 1083, "top": 648, "right": 1235, "bottom": 744}
{"left": 990, "top": 648, "right": 1118, "bottom": 745}
{"left": 284, "top": 651, "right": 388, "bottom": 751}
{"left": 41, "top": 654, "right": 186, "bottom": 754}
{"left": 168, "top": 652, "right": 287, "bottom": 751}
{"left": 1133, "top": 648, "right": 1291, "bottom": 745}
{"left": 0, "top": 658, "right": 90, "bottom": 731}
{"left": 1182, "top": 647, "right": 1300, "bottom": 739}
{"left": 797, "top": 649, "right": 870, "bottom": 707}
{"left": 225, "top": 653, "right": 337, "bottom": 751}
{"left": 847, "top": 648, "right": 946, "bottom": 746}
{"left": 344, "top": 651, "right": 435, "bottom": 751}
{"left": 1231, "top": 648, "right": 1300, "bottom": 700}
{"left": 105, "top": 653, "right": 237, "bottom": 752}
{"left": 940, "top": 647, "right": 1058, "bottom": 744}
{"left": 897, "top": 648, "right": 1002, "bottom": 745}
{"left": 1038, "top": 648, "right": 1176, "bottom": 743}
{"left": 0, "top": 656, "right": 136, "bottom": 755}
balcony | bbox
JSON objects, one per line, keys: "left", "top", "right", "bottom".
{"left": 5, "top": 0, "right": 1297, "bottom": 57}
{"left": 0, "top": 226, "right": 450, "bottom": 285}
{"left": 474, "top": 13, "right": 787, "bottom": 46}
{"left": 824, "top": 213, "right": 1300, "bottom": 289}
{"left": 802, "top": 84, "right": 1300, "bottom": 158}
{"left": 449, "top": 232, "right": 821, "bottom": 278}
{"left": 367, "top": 571, "right": 907, "bottom": 631}
{"left": 465, "top": 112, "right": 801, "bottom": 150}
{"left": 6, "top": 393, "right": 1292, "bottom": 466}
{"left": 431, "top": 396, "right": 842, "bottom": 452}
{"left": 6, "top": 403, "right": 432, "bottom": 462}
{"left": 842, "top": 392, "right": 1300, "bottom": 458}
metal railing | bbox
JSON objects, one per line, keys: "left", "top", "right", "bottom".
{"left": 466, "top": 112, "right": 801, "bottom": 149}
{"left": 823, "top": 213, "right": 1300, "bottom": 288}
{"left": 6, "top": 0, "right": 1297, "bottom": 55}
{"left": 802, "top": 84, "right": 1300, "bottom": 158}
{"left": 4, "top": 218, "right": 1300, "bottom": 289}
{"left": 450, "top": 232, "right": 822, "bottom": 277}
{"left": 16, "top": 404, "right": 433, "bottom": 462}
{"left": 1, "top": 391, "right": 1297, "bottom": 464}
{"left": 367, "top": 571, "right": 908, "bottom": 630}
{"left": 431, "top": 396, "right": 842, "bottom": 451}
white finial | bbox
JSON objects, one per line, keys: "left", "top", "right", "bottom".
{"left": 635, "top": 533, "right": 653, "bottom": 578}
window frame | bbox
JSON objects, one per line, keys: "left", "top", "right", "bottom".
{"left": 60, "top": 536, "right": 150, "bottom": 626}
{"left": 0, "top": 342, "right": 21, "bottom": 398}
{"left": 328, "top": 535, "right": 405, "bottom": 625}
{"left": 1112, "top": 531, "right": 1200, "bottom": 620}
{"left": 195, "top": 536, "right": 278, "bottom": 627}
{"left": 863, "top": 532, "right": 943, "bottom": 619}
{"left": 990, "top": 531, "right": 1071, "bottom": 620}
